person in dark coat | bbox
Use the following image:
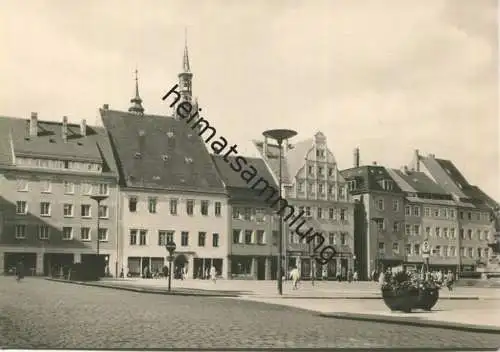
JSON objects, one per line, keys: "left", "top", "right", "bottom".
{"left": 16, "top": 260, "right": 24, "bottom": 282}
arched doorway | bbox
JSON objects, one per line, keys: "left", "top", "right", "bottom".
{"left": 174, "top": 254, "right": 188, "bottom": 279}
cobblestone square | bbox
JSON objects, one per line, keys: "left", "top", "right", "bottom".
{"left": 0, "top": 278, "right": 499, "bottom": 349}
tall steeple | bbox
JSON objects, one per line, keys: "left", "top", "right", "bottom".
{"left": 178, "top": 28, "right": 193, "bottom": 105}
{"left": 129, "top": 68, "right": 145, "bottom": 115}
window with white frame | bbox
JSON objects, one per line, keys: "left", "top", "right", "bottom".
{"left": 338, "top": 187, "right": 345, "bottom": 199}
{"left": 329, "top": 208, "right": 335, "bottom": 220}
{"left": 62, "top": 227, "right": 73, "bottom": 240}
{"left": 16, "top": 201, "right": 27, "bottom": 215}
{"left": 317, "top": 207, "right": 322, "bottom": 219}
{"left": 476, "top": 229, "right": 482, "bottom": 240}
{"left": 392, "top": 199, "right": 399, "bottom": 212}
{"left": 297, "top": 182, "right": 303, "bottom": 192}
{"left": 41, "top": 180, "right": 51, "bottom": 193}
{"left": 440, "top": 208, "right": 446, "bottom": 217}
{"left": 63, "top": 204, "right": 73, "bottom": 217}
{"left": 98, "top": 205, "right": 109, "bottom": 219}
{"left": 425, "top": 226, "right": 431, "bottom": 237}
{"left": 215, "top": 202, "right": 222, "bottom": 216}
{"left": 186, "top": 200, "right": 194, "bottom": 215}
{"left": 468, "top": 247, "right": 473, "bottom": 257}
{"left": 374, "top": 218, "right": 385, "bottom": 231}
{"left": 340, "top": 209, "right": 347, "bottom": 221}
{"left": 16, "top": 179, "right": 29, "bottom": 192}
{"left": 449, "top": 209, "right": 456, "bottom": 218}
{"left": 443, "top": 228, "right": 449, "bottom": 238}
{"left": 213, "top": 233, "right": 220, "bottom": 247}
{"left": 129, "top": 196, "right": 137, "bottom": 212}
{"left": 393, "top": 221, "right": 400, "bottom": 233}
{"left": 232, "top": 229, "right": 242, "bottom": 244}
{"left": 244, "top": 230, "right": 253, "bottom": 244}
{"left": 376, "top": 199, "right": 384, "bottom": 211}
{"left": 413, "top": 206, "right": 420, "bottom": 217}
{"left": 328, "top": 232, "right": 335, "bottom": 245}
{"left": 200, "top": 200, "right": 209, "bottom": 216}
{"left": 38, "top": 225, "right": 49, "bottom": 240}
{"left": 378, "top": 242, "right": 385, "bottom": 253}
{"left": 40, "top": 202, "right": 51, "bottom": 217}
{"left": 433, "top": 208, "right": 439, "bottom": 217}
{"left": 15, "top": 224, "right": 26, "bottom": 239}
{"left": 449, "top": 246, "right": 456, "bottom": 256}
{"left": 139, "top": 230, "right": 147, "bottom": 245}
{"left": 148, "top": 197, "right": 157, "bottom": 214}
{"left": 467, "top": 229, "right": 472, "bottom": 240}
{"left": 129, "top": 229, "right": 137, "bottom": 245}
{"left": 450, "top": 228, "right": 456, "bottom": 238}
{"left": 405, "top": 205, "right": 411, "bottom": 216}
{"left": 405, "top": 224, "right": 411, "bottom": 236}
{"left": 318, "top": 183, "right": 324, "bottom": 194}
{"left": 63, "top": 181, "right": 75, "bottom": 194}
{"left": 98, "top": 183, "right": 109, "bottom": 195}
{"left": 405, "top": 244, "right": 411, "bottom": 255}
{"left": 80, "top": 227, "right": 91, "bottom": 241}
{"left": 170, "top": 199, "right": 178, "bottom": 215}
{"left": 305, "top": 207, "right": 311, "bottom": 217}
{"left": 413, "top": 224, "right": 420, "bottom": 236}
{"left": 435, "top": 227, "right": 441, "bottom": 237}
{"left": 484, "top": 230, "right": 490, "bottom": 241}
{"left": 442, "top": 245, "right": 448, "bottom": 257}
{"left": 81, "top": 204, "right": 91, "bottom": 218}
{"left": 98, "top": 228, "right": 108, "bottom": 241}
{"left": 424, "top": 207, "right": 430, "bottom": 217}
{"left": 414, "top": 244, "right": 420, "bottom": 255}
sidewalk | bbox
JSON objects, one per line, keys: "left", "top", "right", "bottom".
{"left": 105, "top": 278, "right": 500, "bottom": 300}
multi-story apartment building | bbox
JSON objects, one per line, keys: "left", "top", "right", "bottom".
{"left": 102, "top": 45, "right": 229, "bottom": 279}
{"left": 416, "top": 151, "right": 496, "bottom": 273}
{"left": 255, "top": 132, "right": 355, "bottom": 279}
{"left": 387, "top": 166, "right": 467, "bottom": 272}
{"left": 212, "top": 155, "right": 280, "bottom": 280}
{"left": 0, "top": 113, "right": 119, "bottom": 276}
{"left": 341, "top": 149, "right": 406, "bottom": 280}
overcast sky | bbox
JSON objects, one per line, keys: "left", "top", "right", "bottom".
{"left": 1, "top": 0, "right": 498, "bottom": 200}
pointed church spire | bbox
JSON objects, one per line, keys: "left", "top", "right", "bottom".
{"left": 129, "top": 68, "right": 145, "bottom": 115}
{"left": 183, "top": 28, "right": 190, "bottom": 72}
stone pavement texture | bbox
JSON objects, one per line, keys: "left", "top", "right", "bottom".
{"left": 1, "top": 277, "right": 499, "bottom": 350}
{"left": 96, "top": 278, "right": 500, "bottom": 330}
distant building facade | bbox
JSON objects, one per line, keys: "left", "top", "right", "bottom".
{"left": 103, "top": 43, "right": 229, "bottom": 279}
{"left": 255, "top": 132, "right": 356, "bottom": 279}
{"left": 0, "top": 113, "right": 119, "bottom": 276}
{"left": 341, "top": 152, "right": 406, "bottom": 280}
{"left": 212, "top": 155, "right": 280, "bottom": 280}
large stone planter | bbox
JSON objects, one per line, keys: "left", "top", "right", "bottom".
{"left": 381, "top": 287, "right": 420, "bottom": 313}
{"left": 415, "top": 287, "right": 439, "bottom": 311}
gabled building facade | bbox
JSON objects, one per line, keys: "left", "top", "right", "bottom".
{"left": 103, "top": 44, "right": 229, "bottom": 279}
{"left": 0, "top": 113, "right": 119, "bottom": 276}
{"left": 417, "top": 151, "right": 496, "bottom": 273}
{"left": 212, "top": 155, "right": 280, "bottom": 280}
{"left": 341, "top": 150, "right": 405, "bottom": 280}
{"left": 255, "top": 132, "right": 355, "bottom": 279}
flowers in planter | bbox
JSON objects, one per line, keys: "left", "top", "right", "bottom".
{"left": 381, "top": 270, "right": 441, "bottom": 292}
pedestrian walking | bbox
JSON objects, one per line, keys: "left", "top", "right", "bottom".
{"left": 210, "top": 265, "right": 217, "bottom": 283}
{"left": 445, "top": 270, "right": 454, "bottom": 291}
{"left": 15, "top": 259, "right": 24, "bottom": 282}
{"left": 290, "top": 266, "right": 300, "bottom": 290}
{"left": 378, "top": 270, "right": 385, "bottom": 286}
{"left": 353, "top": 271, "right": 358, "bottom": 282}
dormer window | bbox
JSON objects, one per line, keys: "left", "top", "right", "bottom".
{"left": 308, "top": 166, "right": 314, "bottom": 175}
{"left": 167, "top": 131, "right": 174, "bottom": 138}
{"left": 347, "top": 180, "right": 357, "bottom": 191}
{"left": 185, "top": 157, "right": 193, "bottom": 164}
{"left": 134, "top": 152, "right": 142, "bottom": 159}
{"left": 383, "top": 180, "right": 393, "bottom": 191}
{"left": 161, "top": 154, "right": 169, "bottom": 161}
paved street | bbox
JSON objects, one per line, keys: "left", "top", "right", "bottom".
{"left": 0, "top": 278, "right": 499, "bottom": 350}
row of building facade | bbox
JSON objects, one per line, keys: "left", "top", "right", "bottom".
{"left": 1, "top": 45, "right": 498, "bottom": 280}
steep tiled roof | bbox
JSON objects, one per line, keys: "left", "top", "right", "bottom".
{"left": 469, "top": 186, "right": 499, "bottom": 210}
{"left": 212, "top": 155, "right": 278, "bottom": 204}
{"left": 0, "top": 115, "right": 118, "bottom": 176}
{"left": 420, "top": 156, "right": 467, "bottom": 198}
{"left": 389, "top": 169, "right": 449, "bottom": 195}
{"left": 340, "top": 165, "right": 404, "bottom": 194}
{"left": 101, "top": 109, "right": 224, "bottom": 193}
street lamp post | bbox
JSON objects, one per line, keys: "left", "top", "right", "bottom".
{"left": 263, "top": 129, "right": 297, "bottom": 296}
{"left": 165, "top": 241, "right": 177, "bottom": 292}
{"left": 90, "top": 195, "right": 108, "bottom": 277}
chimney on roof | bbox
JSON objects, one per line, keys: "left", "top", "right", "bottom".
{"left": 404, "top": 165, "right": 410, "bottom": 175}
{"left": 263, "top": 137, "right": 268, "bottom": 158}
{"left": 80, "top": 119, "right": 87, "bottom": 137}
{"left": 372, "top": 161, "right": 377, "bottom": 166}
{"left": 103, "top": 104, "right": 109, "bottom": 110}
{"left": 353, "top": 147, "right": 360, "bottom": 167}
{"left": 62, "top": 116, "right": 68, "bottom": 142}
{"left": 414, "top": 149, "right": 420, "bottom": 171}
{"left": 29, "top": 112, "right": 38, "bottom": 137}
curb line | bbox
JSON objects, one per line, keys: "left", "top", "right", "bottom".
{"left": 251, "top": 296, "right": 481, "bottom": 301}
{"left": 319, "top": 312, "right": 500, "bottom": 334}
{"left": 45, "top": 278, "right": 240, "bottom": 298}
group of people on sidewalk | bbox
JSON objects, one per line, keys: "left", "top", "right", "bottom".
{"left": 120, "top": 265, "right": 218, "bottom": 283}
{"left": 288, "top": 266, "right": 359, "bottom": 290}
